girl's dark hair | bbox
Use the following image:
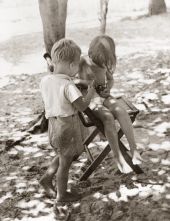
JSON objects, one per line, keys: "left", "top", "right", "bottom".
{"left": 88, "top": 35, "right": 116, "bottom": 68}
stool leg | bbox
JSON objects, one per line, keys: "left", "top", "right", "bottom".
{"left": 80, "top": 142, "right": 143, "bottom": 181}
{"left": 83, "top": 128, "right": 99, "bottom": 146}
{"left": 83, "top": 128, "right": 98, "bottom": 163}
{"left": 79, "top": 145, "right": 111, "bottom": 181}
{"left": 84, "top": 145, "right": 94, "bottom": 163}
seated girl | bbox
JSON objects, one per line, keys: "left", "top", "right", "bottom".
{"left": 76, "top": 35, "right": 144, "bottom": 173}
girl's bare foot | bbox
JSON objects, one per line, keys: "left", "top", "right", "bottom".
{"left": 57, "top": 191, "right": 81, "bottom": 202}
{"left": 39, "top": 177, "right": 56, "bottom": 198}
{"left": 132, "top": 150, "right": 144, "bottom": 165}
{"left": 115, "top": 154, "right": 133, "bottom": 174}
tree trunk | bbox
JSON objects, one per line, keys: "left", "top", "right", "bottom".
{"left": 38, "top": 0, "right": 68, "bottom": 54}
{"left": 149, "top": 0, "right": 167, "bottom": 15}
{"left": 99, "top": 0, "right": 109, "bottom": 34}
{"left": 29, "top": 0, "right": 68, "bottom": 134}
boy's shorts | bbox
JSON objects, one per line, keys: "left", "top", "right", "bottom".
{"left": 48, "top": 114, "right": 84, "bottom": 158}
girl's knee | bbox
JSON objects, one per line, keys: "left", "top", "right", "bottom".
{"left": 102, "top": 112, "right": 115, "bottom": 123}
{"left": 112, "top": 105, "right": 126, "bottom": 118}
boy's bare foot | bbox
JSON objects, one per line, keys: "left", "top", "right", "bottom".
{"left": 57, "top": 191, "right": 81, "bottom": 202}
{"left": 132, "top": 150, "right": 144, "bottom": 165}
{"left": 39, "top": 177, "right": 56, "bottom": 198}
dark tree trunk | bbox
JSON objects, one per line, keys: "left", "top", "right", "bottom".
{"left": 99, "top": 0, "right": 109, "bottom": 34}
{"left": 30, "top": 0, "right": 68, "bottom": 134}
{"left": 149, "top": 0, "right": 167, "bottom": 15}
{"left": 38, "top": 0, "right": 68, "bottom": 54}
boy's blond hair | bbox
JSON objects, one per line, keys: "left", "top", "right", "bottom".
{"left": 51, "top": 38, "right": 81, "bottom": 64}
{"left": 88, "top": 35, "right": 116, "bottom": 68}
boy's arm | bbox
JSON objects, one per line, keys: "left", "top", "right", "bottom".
{"left": 72, "top": 84, "right": 95, "bottom": 112}
{"left": 73, "top": 78, "right": 90, "bottom": 88}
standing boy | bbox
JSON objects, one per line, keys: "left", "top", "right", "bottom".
{"left": 40, "top": 39, "right": 95, "bottom": 202}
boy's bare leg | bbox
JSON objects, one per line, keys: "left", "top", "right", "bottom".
{"left": 56, "top": 153, "right": 81, "bottom": 202}
{"left": 104, "top": 98, "right": 144, "bottom": 165}
{"left": 93, "top": 107, "right": 133, "bottom": 174}
{"left": 40, "top": 155, "right": 59, "bottom": 197}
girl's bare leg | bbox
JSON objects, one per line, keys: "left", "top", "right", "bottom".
{"left": 40, "top": 156, "right": 59, "bottom": 197}
{"left": 104, "top": 98, "right": 144, "bottom": 165}
{"left": 93, "top": 106, "right": 132, "bottom": 173}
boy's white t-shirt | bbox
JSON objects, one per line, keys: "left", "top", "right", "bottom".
{"left": 40, "top": 74, "right": 82, "bottom": 118}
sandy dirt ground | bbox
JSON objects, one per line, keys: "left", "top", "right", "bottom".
{"left": 0, "top": 5, "right": 170, "bottom": 221}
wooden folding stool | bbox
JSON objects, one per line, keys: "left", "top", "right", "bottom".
{"left": 78, "top": 96, "right": 143, "bottom": 181}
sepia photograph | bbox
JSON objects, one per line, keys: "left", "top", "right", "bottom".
{"left": 0, "top": 0, "right": 170, "bottom": 220}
